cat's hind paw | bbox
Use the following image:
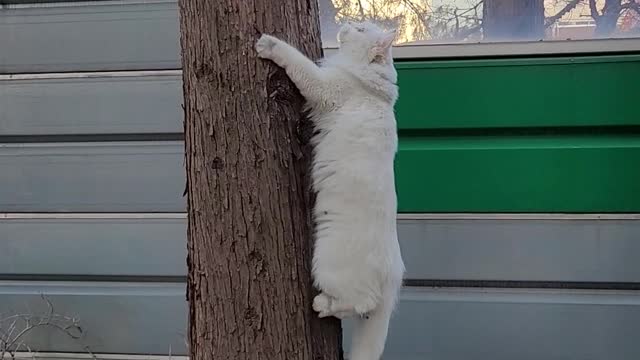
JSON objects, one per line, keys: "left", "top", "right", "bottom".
{"left": 256, "top": 34, "right": 278, "bottom": 59}
{"left": 313, "top": 293, "right": 332, "bottom": 317}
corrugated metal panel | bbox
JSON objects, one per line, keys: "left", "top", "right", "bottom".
{"left": 0, "top": 216, "right": 186, "bottom": 277}
{"left": 345, "top": 288, "right": 640, "bottom": 360}
{"left": 0, "top": 72, "right": 182, "bottom": 135}
{"left": 0, "top": 142, "right": 184, "bottom": 212}
{"left": 4, "top": 54, "right": 638, "bottom": 135}
{"left": 0, "top": 281, "right": 187, "bottom": 355}
{"left": 2, "top": 73, "right": 638, "bottom": 213}
{"left": 2, "top": 217, "right": 639, "bottom": 283}
{"left": 2, "top": 284, "right": 639, "bottom": 358}
{"left": 0, "top": 1, "right": 180, "bottom": 73}
{"left": 400, "top": 218, "right": 640, "bottom": 282}
{"left": 396, "top": 136, "right": 640, "bottom": 212}
{"left": 5, "top": 139, "right": 638, "bottom": 214}
{"left": 395, "top": 56, "right": 640, "bottom": 130}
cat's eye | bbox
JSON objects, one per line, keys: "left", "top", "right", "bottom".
{"left": 356, "top": 27, "right": 365, "bottom": 33}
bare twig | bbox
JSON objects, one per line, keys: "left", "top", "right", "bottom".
{"left": 83, "top": 345, "right": 98, "bottom": 360}
{"left": 545, "top": 0, "right": 584, "bottom": 28}
{"left": 456, "top": 23, "right": 483, "bottom": 40}
{"left": 622, "top": 0, "right": 640, "bottom": 14}
{"left": 332, "top": 0, "right": 484, "bottom": 43}
{"left": 1, "top": 296, "right": 84, "bottom": 359}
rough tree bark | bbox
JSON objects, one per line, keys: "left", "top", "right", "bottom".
{"left": 178, "top": 1, "right": 343, "bottom": 360}
{"left": 483, "top": 0, "right": 545, "bottom": 41}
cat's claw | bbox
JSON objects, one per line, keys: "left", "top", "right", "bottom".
{"left": 256, "top": 34, "right": 278, "bottom": 59}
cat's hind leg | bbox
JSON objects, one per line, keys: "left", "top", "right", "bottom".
{"left": 313, "top": 292, "right": 375, "bottom": 319}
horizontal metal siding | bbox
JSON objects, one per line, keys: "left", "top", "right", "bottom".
{"left": 348, "top": 288, "right": 640, "bottom": 360}
{"left": 395, "top": 56, "right": 640, "bottom": 130}
{"left": 0, "top": 217, "right": 186, "bottom": 277}
{"left": 2, "top": 217, "right": 639, "bottom": 283}
{"left": 3, "top": 71, "right": 639, "bottom": 213}
{"left": 0, "top": 142, "right": 184, "bottom": 212}
{"left": 394, "top": 56, "right": 640, "bottom": 213}
{"left": 0, "top": 72, "right": 182, "bottom": 135}
{"left": 4, "top": 140, "right": 639, "bottom": 213}
{"left": 396, "top": 137, "right": 640, "bottom": 212}
{"left": 0, "top": 1, "right": 180, "bottom": 73}
{"left": 399, "top": 219, "right": 640, "bottom": 282}
{"left": 0, "top": 281, "right": 187, "bottom": 355}
{"left": 2, "top": 284, "right": 640, "bottom": 358}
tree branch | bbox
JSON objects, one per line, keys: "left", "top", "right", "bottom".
{"left": 545, "top": 0, "right": 584, "bottom": 28}
{"left": 622, "top": 0, "right": 640, "bottom": 15}
{"left": 589, "top": 0, "right": 602, "bottom": 19}
{"left": 356, "top": 0, "right": 365, "bottom": 18}
{"left": 456, "top": 23, "right": 483, "bottom": 40}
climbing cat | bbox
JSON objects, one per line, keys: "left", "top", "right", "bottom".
{"left": 256, "top": 21, "right": 405, "bottom": 360}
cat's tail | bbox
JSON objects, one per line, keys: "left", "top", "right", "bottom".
{"left": 347, "top": 297, "right": 394, "bottom": 360}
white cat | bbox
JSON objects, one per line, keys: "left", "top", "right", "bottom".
{"left": 256, "top": 21, "right": 405, "bottom": 360}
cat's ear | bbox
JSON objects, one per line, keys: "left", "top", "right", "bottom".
{"left": 369, "top": 29, "right": 396, "bottom": 64}
{"left": 380, "top": 29, "right": 397, "bottom": 49}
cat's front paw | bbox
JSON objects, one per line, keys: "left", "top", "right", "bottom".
{"left": 256, "top": 34, "right": 279, "bottom": 60}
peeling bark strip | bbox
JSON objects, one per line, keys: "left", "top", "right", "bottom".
{"left": 178, "top": 1, "right": 343, "bottom": 360}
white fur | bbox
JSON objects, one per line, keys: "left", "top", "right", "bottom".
{"left": 256, "top": 21, "right": 405, "bottom": 360}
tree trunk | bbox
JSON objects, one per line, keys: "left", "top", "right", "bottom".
{"left": 593, "top": 0, "right": 623, "bottom": 37}
{"left": 483, "top": 0, "right": 545, "bottom": 41}
{"left": 178, "top": 1, "right": 343, "bottom": 360}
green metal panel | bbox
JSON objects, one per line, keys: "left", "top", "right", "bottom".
{"left": 395, "top": 134, "right": 640, "bottom": 212}
{"left": 395, "top": 55, "right": 640, "bottom": 130}
{"left": 394, "top": 55, "right": 640, "bottom": 213}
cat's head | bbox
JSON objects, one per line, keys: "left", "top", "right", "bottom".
{"left": 336, "top": 21, "right": 396, "bottom": 65}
